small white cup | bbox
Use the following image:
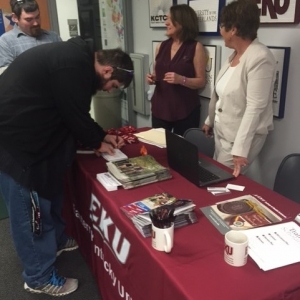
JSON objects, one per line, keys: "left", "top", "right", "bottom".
{"left": 224, "top": 231, "right": 248, "bottom": 267}
{"left": 151, "top": 223, "right": 174, "bottom": 253}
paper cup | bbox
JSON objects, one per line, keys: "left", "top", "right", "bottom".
{"left": 224, "top": 231, "right": 248, "bottom": 267}
{"left": 152, "top": 223, "right": 174, "bottom": 253}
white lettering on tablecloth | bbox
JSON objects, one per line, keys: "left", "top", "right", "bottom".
{"left": 94, "top": 245, "right": 133, "bottom": 300}
{"left": 73, "top": 195, "right": 133, "bottom": 299}
{"left": 73, "top": 204, "right": 94, "bottom": 242}
{"left": 90, "top": 193, "right": 131, "bottom": 264}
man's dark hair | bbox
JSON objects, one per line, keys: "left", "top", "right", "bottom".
{"left": 96, "top": 48, "right": 134, "bottom": 88}
{"left": 170, "top": 4, "right": 199, "bottom": 42}
{"left": 10, "top": 0, "right": 39, "bottom": 19}
{"left": 220, "top": 0, "right": 260, "bottom": 40}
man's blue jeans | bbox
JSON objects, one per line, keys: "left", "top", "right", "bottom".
{"left": 0, "top": 171, "right": 68, "bottom": 287}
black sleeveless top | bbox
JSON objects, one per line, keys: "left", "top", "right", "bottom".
{"left": 151, "top": 38, "right": 200, "bottom": 121}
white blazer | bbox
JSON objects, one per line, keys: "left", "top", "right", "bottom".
{"left": 205, "top": 39, "right": 276, "bottom": 158}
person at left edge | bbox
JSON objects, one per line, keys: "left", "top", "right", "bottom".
{"left": 0, "top": 36, "right": 133, "bottom": 296}
{"left": 0, "top": 0, "right": 62, "bottom": 74}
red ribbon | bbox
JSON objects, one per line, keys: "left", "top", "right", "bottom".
{"left": 106, "top": 126, "right": 139, "bottom": 144}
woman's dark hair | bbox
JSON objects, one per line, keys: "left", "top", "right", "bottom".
{"left": 170, "top": 4, "right": 199, "bottom": 42}
{"left": 220, "top": 0, "right": 260, "bottom": 40}
{"left": 96, "top": 48, "right": 134, "bottom": 88}
{"left": 10, "top": 0, "right": 39, "bottom": 19}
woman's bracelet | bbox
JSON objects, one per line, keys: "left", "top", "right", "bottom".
{"left": 182, "top": 76, "right": 186, "bottom": 85}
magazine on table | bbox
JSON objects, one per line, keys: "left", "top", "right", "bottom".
{"left": 200, "top": 194, "right": 285, "bottom": 234}
{"left": 120, "top": 192, "right": 198, "bottom": 237}
{"left": 106, "top": 155, "right": 171, "bottom": 189}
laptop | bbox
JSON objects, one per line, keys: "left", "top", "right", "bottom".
{"left": 165, "top": 130, "right": 234, "bottom": 187}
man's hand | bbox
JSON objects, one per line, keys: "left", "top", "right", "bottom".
{"left": 233, "top": 155, "right": 249, "bottom": 177}
{"left": 104, "top": 134, "right": 125, "bottom": 149}
{"left": 94, "top": 142, "right": 115, "bottom": 156}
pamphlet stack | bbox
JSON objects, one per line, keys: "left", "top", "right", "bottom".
{"left": 120, "top": 192, "right": 198, "bottom": 237}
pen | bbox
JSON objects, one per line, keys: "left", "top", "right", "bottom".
{"left": 116, "top": 130, "right": 119, "bottom": 146}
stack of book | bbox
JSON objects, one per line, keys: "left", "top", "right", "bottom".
{"left": 120, "top": 192, "right": 198, "bottom": 237}
{"left": 106, "top": 155, "right": 172, "bottom": 189}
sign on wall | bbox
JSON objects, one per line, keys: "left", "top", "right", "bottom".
{"left": 256, "top": 0, "right": 300, "bottom": 24}
{"left": 268, "top": 46, "right": 291, "bottom": 119}
{"left": 188, "top": 0, "right": 225, "bottom": 35}
{"left": 199, "top": 45, "right": 221, "bottom": 99}
{"left": 149, "top": 0, "right": 173, "bottom": 27}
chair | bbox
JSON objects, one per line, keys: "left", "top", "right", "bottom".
{"left": 273, "top": 153, "right": 300, "bottom": 203}
{"left": 183, "top": 128, "right": 215, "bottom": 158}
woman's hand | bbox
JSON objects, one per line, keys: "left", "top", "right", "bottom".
{"left": 233, "top": 155, "right": 249, "bottom": 177}
{"left": 146, "top": 73, "right": 157, "bottom": 85}
{"left": 202, "top": 124, "right": 213, "bottom": 137}
{"left": 163, "top": 72, "right": 181, "bottom": 84}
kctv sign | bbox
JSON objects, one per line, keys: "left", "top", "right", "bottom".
{"left": 256, "top": 0, "right": 300, "bottom": 23}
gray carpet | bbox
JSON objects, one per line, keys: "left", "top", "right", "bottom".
{"left": 0, "top": 218, "right": 102, "bottom": 300}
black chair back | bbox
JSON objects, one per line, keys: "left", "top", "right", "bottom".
{"left": 183, "top": 128, "right": 215, "bottom": 158}
{"left": 274, "top": 153, "right": 300, "bottom": 203}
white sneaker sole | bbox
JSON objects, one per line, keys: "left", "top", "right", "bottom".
{"left": 24, "top": 280, "right": 78, "bottom": 296}
{"left": 56, "top": 244, "right": 79, "bottom": 257}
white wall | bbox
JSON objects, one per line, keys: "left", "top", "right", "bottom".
{"left": 55, "top": 0, "right": 80, "bottom": 41}
{"left": 131, "top": 0, "right": 300, "bottom": 189}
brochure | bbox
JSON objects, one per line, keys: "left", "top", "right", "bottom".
{"left": 120, "top": 192, "right": 198, "bottom": 237}
{"left": 200, "top": 194, "right": 285, "bottom": 234}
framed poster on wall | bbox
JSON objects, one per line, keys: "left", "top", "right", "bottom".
{"left": 188, "top": 0, "right": 226, "bottom": 35}
{"left": 258, "top": 0, "right": 300, "bottom": 24}
{"left": 149, "top": 0, "right": 173, "bottom": 28}
{"left": 199, "top": 45, "right": 221, "bottom": 99}
{"left": 268, "top": 46, "right": 291, "bottom": 119}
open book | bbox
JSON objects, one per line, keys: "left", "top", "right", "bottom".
{"left": 106, "top": 155, "right": 171, "bottom": 189}
{"left": 120, "top": 192, "right": 198, "bottom": 237}
{"left": 200, "top": 194, "right": 285, "bottom": 234}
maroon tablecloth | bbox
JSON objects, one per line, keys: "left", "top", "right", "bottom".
{"left": 63, "top": 134, "right": 300, "bottom": 300}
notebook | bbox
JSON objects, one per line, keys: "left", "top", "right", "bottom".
{"left": 165, "top": 130, "right": 234, "bottom": 187}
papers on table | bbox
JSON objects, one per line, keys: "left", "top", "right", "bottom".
{"left": 241, "top": 221, "right": 300, "bottom": 271}
{"left": 134, "top": 128, "right": 166, "bottom": 148}
{"left": 101, "top": 149, "right": 128, "bottom": 162}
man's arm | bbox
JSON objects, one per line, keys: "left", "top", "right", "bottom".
{"left": 0, "top": 37, "right": 14, "bottom": 68}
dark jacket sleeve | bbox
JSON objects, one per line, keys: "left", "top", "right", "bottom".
{"left": 49, "top": 65, "right": 106, "bottom": 149}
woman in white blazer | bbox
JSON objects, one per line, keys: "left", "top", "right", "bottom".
{"left": 202, "top": 0, "right": 275, "bottom": 177}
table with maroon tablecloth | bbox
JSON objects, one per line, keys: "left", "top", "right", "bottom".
{"left": 63, "top": 137, "right": 300, "bottom": 300}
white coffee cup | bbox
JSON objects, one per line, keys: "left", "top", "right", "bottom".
{"left": 151, "top": 223, "right": 174, "bottom": 253}
{"left": 224, "top": 231, "right": 248, "bottom": 267}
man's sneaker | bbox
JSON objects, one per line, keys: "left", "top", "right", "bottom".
{"left": 57, "top": 238, "right": 78, "bottom": 256}
{"left": 24, "top": 270, "right": 78, "bottom": 296}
